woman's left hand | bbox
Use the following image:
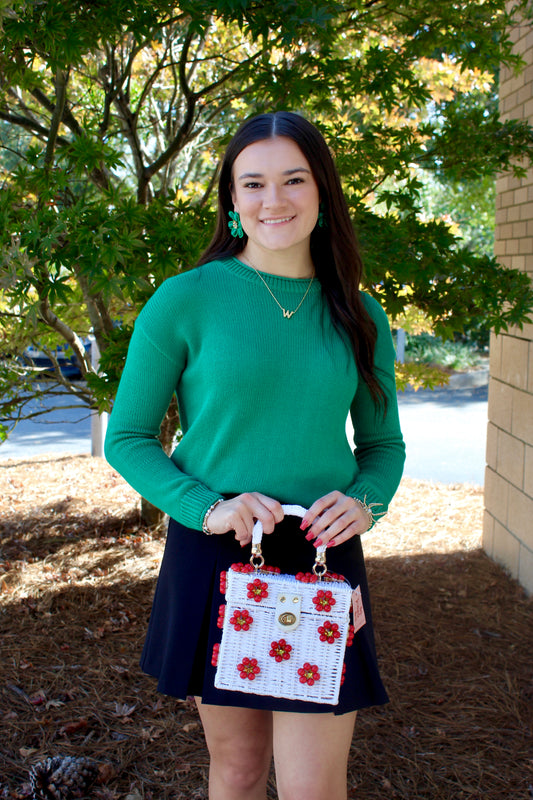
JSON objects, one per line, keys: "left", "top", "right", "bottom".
{"left": 300, "top": 491, "right": 371, "bottom": 549}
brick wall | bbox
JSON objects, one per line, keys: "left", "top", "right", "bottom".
{"left": 484, "top": 7, "right": 533, "bottom": 594}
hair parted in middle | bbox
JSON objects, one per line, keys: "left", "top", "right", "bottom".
{"left": 198, "top": 111, "right": 385, "bottom": 409}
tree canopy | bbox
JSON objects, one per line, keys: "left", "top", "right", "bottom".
{"left": 1, "top": 0, "right": 533, "bottom": 438}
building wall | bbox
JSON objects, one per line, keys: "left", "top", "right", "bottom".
{"left": 484, "top": 10, "right": 533, "bottom": 594}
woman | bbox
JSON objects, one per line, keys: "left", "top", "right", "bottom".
{"left": 105, "top": 111, "right": 405, "bottom": 800}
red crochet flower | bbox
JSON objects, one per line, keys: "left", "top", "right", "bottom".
{"left": 263, "top": 565, "right": 281, "bottom": 574}
{"left": 325, "top": 571, "right": 345, "bottom": 583}
{"left": 237, "top": 657, "right": 260, "bottom": 680}
{"left": 230, "top": 562, "right": 255, "bottom": 574}
{"left": 347, "top": 623, "right": 355, "bottom": 647}
{"left": 229, "top": 608, "right": 253, "bottom": 631}
{"left": 340, "top": 662, "right": 347, "bottom": 686}
{"left": 216, "top": 604, "right": 225, "bottom": 629}
{"left": 297, "top": 662, "right": 320, "bottom": 686}
{"left": 269, "top": 639, "right": 292, "bottom": 662}
{"left": 211, "top": 643, "right": 220, "bottom": 667}
{"left": 246, "top": 578, "right": 269, "bottom": 602}
{"left": 318, "top": 620, "right": 341, "bottom": 644}
{"left": 312, "top": 589, "right": 336, "bottom": 612}
{"left": 219, "top": 571, "right": 227, "bottom": 595}
{"left": 295, "top": 571, "right": 318, "bottom": 584}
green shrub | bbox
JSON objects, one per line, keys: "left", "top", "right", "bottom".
{"left": 401, "top": 333, "right": 484, "bottom": 372}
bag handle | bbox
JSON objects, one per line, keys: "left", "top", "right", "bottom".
{"left": 250, "top": 503, "right": 327, "bottom": 577}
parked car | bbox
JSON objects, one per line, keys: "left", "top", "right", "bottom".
{"left": 23, "top": 342, "right": 91, "bottom": 380}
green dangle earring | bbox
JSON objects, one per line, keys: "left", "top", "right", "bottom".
{"left": 317, "top": 202, "right": 327, "bottom": 229}
{"left": 228, "top": 210, "right": 244, "bottom": 238}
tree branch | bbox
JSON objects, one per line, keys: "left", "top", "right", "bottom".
{"left": 359, "top": 173, "right": 389, "bottom": 201}
{"left": 0, "top": 143, "right": 27, "bottom": 162}
{"left": 43, "top": 68, "right": 69, "bottom": 170}
{"left": 198, "top": 160, "right": 220, "bottom": 207}
{"left": 94, "top": 40, "right": 143, "bottom": 138}
{"left": 102, "top": 43, "right": 150, "bottom": 198}
{"left": 0, "top": 110, "right": 69, "bottom": 144}
{"left": 93, "top": 294, "right": 114, "bottom": 334}
{"left": 133, "top": 41, "right": 173, "bottom": 123}
{"left": 141, "top": 46, "right": 262, "bottom": 195}
{"left": 195, "top": 50, "right": 262, "bottom": 100}
{"left": 3, "top": 400, "right": 93, "bottom": 425}
{"left": 74, "top": 268, "right": 114, "bottom": 353}
{"left": 138, "top": 28, "right": 197, "bottom": 199}
{"left": 7, "top": 369, "right": 93, "bottom": 410}
{"left": 186, "top": 28, "right": 208, "bottom": 85}
{"left": 30, "top": 85, "right": 83, "bottom": 138}
{"left": 4, "top": 83, "right": 110, "bottom": 191}
{"left": 165, "top": 57, "right": 180, "bottom": 141}
{"left": 39, "top": 295, "right": 94, "bottom": 377}
{"left": 7, "top": 48, "right": 80, "bottom": 140}
{"left": 7, "top": 86, "right": 48, "bottom": 126}
{"left": 114, "top": 85, "right": 146, "bottom": 181}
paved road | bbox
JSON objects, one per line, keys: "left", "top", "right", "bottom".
{"left": 0, "top": 381, "right": 488, "bottom": 486}
{"left": 397, "top": 383, "right": 487, "bottom": 485}
{"left": 0, "top": 392, "right": 93, "bottom": 460}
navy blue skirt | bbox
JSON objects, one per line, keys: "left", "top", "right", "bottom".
{"left": 140, "top": 514, "right": 388, "bottom": 715}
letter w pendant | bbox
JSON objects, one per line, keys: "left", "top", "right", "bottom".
{"left": 282, "top": 309, "right": 295, "bottom": 319}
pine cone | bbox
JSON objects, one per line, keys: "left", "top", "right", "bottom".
{"left": 29, "top": 755, "right": 98, "bottom": 800}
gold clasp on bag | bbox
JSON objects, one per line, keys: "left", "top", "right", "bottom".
{"left": 275, "top": 592, "right": 301, "bottom": 632}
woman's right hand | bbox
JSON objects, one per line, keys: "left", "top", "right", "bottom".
{"left": 204, "top": 493, "right": 284, "bottom": 546}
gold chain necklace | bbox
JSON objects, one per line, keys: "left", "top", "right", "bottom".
{"left": 248, "top": 263, "right": 315, "bottom": 319}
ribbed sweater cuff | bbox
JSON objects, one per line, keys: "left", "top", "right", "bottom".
{"left": 179, "top": 484, "right": 225, "bottom": 531}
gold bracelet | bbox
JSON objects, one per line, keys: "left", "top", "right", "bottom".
{"left": 202, "top": 499, "right": 224, "bottom": 534}
{"left": 352, "top": 496, "right": 383, "bottom": 531}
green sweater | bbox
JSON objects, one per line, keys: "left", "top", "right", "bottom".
{"left": 104, "top": 257, "right": 405, "bottom": 530}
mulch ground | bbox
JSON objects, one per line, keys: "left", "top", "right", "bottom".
{"left": 0, "top": 454, "right": 531, "bottom": 800}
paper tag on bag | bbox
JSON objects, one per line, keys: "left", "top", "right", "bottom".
{"left": 352, "top": 585, "right": 366, "bottom": 634}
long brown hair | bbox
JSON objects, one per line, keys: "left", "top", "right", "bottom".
{"left": 198, "top": 111, "right": 385, "bottom": 408}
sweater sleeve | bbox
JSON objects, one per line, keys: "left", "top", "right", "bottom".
{"left": 103, "top": 281, "right": 224, "bottom": 530}
{"left": 346, "top": 294, "right": 405, "bottom": 521}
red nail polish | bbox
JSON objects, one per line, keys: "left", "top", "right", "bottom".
{"left": 300, "top": 520, "right": 310, "bottom": 530}
{"left": 315, "top": 539, "right": 323, "bottom": 548}
{"left": 327, "top": 540, "right": 336, "bottom": 548}
{"left": 305, "top": 532, "right": 314, "bottom": 541}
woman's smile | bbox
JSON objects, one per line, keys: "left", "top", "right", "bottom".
{"left": 260, "top": 216, "right": 295, "bottom": 224}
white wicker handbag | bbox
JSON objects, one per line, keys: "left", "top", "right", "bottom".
{"left": 214, "top": 505, "right": 362, "bottom": 705}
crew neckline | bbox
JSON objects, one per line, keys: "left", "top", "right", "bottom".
{"left": 223, "top": 257, "right": 321, "bottom": 293}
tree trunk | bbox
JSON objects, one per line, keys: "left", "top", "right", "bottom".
{"left": 140, "top": 394, "right": 181, "bottom": 528}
